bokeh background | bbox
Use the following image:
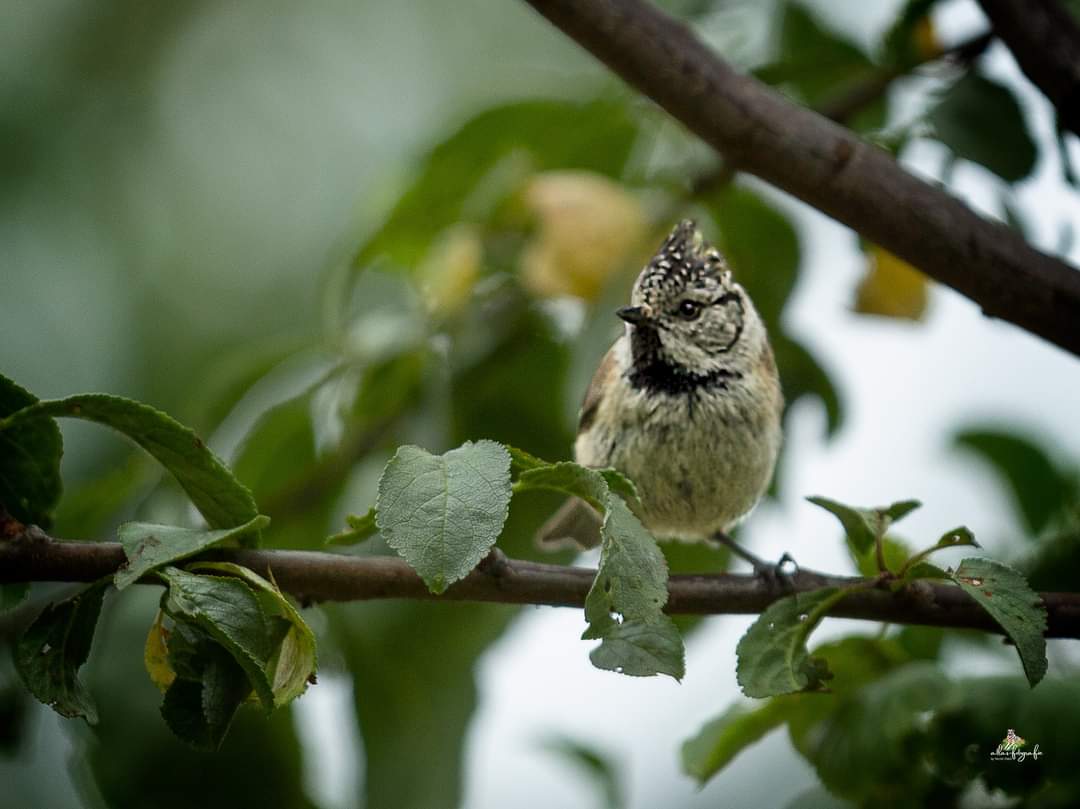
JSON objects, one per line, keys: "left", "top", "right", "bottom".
{"left": 2, "top": 0, "right": 1079, "bottom": 807}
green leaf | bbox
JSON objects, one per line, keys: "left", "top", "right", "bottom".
{"left": 512, "top": 456, "right": 680, "bottom": 676}
{"left": 899, "top": 526, "right": 979, "bottom": 577}
{"left": 158, "top": 566, "right": 276, "bottom": 711}
{"left": 1, "top": 582, "right": 29, "bottom": 612}
{"left": 507, "top": 445, "right": 548, "bottom": 475}
{"left": 540, "top": 736, "right": 623, "bottom": 809}
{"left": 934, "top": 526, "right": 978, "bottom": 549}
{"left": 736, "top": 587, "right": 852, "bottom": 697}
{"left": 929, "top": 72, "right": 1037, "bottom": 183}
{"left": 954, "top": 428, "right": 1072, "bottom": 536}
{"left": 115, "top": 515, "right": 269, "bottom": 590}
{"left": 900, "top": 561, "right": 949, "bottom": 583}
{"left": 353, "top": 99, "right": 639, "bottom": 270}
{"left": 326, "top": 507, "right": 378, "bottom": 546}
{"left": 682, "top": 700, "right": 788, "bottom": 783}
{"left": 797, "top": 663, "right": 958, "bottom": 803}
{"left": 189, "top": 561, "right": 317, "bottom": 707}
{"left": 950, "top": 558, "right": 1048, "bottom": 687}
{"left": 376, "top": 440, "right": 512, "bottom": 594}
{"left": 0, "top": 394, "right": 260, "bottom": 538}
{"left": 807, "top": 496, "right": 920, "bottom": 555}
{"left": 0, "top": 373, "right": 62, "bottom": 527}
{"left": 1021, "top": 526, "right": 1080, "bottom": 592}
{"left": 587, "top": 617, "right": 684, "bottom": 679}
{"left": 852, "top": 536, "right": 912, "bottom": 577}
{"left": 514, "top": 460, "right": 640, "bottom": 512}
{"left": 160, "top": 625, "right": 252, "bottom": 751}
{"left": 882, "top": 500, "right": 921, "bottom": 522}
{"left": 515, "top": 461, "right": 612, "bottom": 511}
{"left": 583, "top": 497, "right": 669, "bottom": 631}
{"left": 14, "top": 579, "right": 108, "bottom": 723}
{"left": 774, "top": 1, "right": 886, "bottom": 131}
{"left": 584, "top": 497, "right": 684, "bottom": 679}
{"left": 598, "top": 469, "right": 641, "bottom": 510}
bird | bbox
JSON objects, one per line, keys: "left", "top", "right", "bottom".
{"left": 536, "top": 219, "right": 786, "bottom": 576}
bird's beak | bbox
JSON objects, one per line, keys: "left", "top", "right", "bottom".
{"left": 616, "top": 305, "right": 650, "bottom": 325}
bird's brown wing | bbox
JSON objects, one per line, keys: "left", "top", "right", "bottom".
{"left": 577, "top": 345, "right": 617, "bottom": 434}
{"left": 534, "top": 345, "right": 619, "bottom": 550}
{"left": 534, "top": 496, "right": 603, "bottom": 549}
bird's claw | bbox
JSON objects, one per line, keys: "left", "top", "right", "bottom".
{"left": 711, "top": 531, "right": 797, "bottom": 591}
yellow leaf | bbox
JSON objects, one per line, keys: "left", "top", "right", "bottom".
{"left": 144, "top": 611, "right": 176, "bottom": 693}
{"left": 913, "top": 16, "right": 941, "bottom": 61}
{"left": 416, "top": 225, "right": 483, "bottom": 316}
{"left": 854, "top": 246, "right": 930, "bottom": 320}
{"left": 520, "top": 171, "right": 648, "bottom": 301}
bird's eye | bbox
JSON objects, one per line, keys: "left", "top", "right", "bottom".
{"left": 677, "top": 300, "right": 702, "bottom": 320}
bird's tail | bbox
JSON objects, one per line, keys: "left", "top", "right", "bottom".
{"left": 534, "top": 497, "right": 603, "bottom": 550}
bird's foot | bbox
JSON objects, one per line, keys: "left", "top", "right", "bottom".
{"left": 710, "top": 532, "right": 797, "bottom": 590}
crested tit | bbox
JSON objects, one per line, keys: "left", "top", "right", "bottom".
{"left": 538, "top": 220, "right": 785, "bottom": 573}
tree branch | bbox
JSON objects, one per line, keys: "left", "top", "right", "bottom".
{"left": 975, "top": 0, "right": 1080, "bottom": 137}
{"left": 3, "top": 535, "right": 1079, "bottom": 638}
{"left": 520, "top": 0, "right": 1080, "bottom": 358}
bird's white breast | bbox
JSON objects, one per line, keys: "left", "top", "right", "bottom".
{"left": 575, "top": 335, "right": 782, "bottom": 540}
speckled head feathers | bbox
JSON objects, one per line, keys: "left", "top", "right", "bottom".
{"left": 634, "top": 219, "right": 731, "bottom": 306}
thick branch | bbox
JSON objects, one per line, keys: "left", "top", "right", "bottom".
{"left": 520, "top": 0, "right": 1080, "bottom": 358}
{"left": 3, "top": 536, "right": 1080, "bottom": 638}
{"left": 975, "top": 0, "right": 1080, "bottom": 137}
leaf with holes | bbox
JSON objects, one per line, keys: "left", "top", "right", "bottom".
{"left": 736, "top": 587, "right": 853, "bottom": 698}
{"left": 583, "top": 497, "right": 683, "bottom": 679}
{"left": 377, "top": 440, "right": 512, "bottom": 594}
{"left": 0, "top": 394, "right": 260, "bottom": 539}
{"left": 950, "top": 558, "right": 1047, "bottom": 687}
{"left": 587, "top": 617, "right": 684, "bottom": 680}
{"left": 513, "top": 456, "right": 678, "bottom": 676}
{"left": 899, "top": 527, "right": 979, "bottom": 577}
{"left": 115, "top": 515, "right": 269, "bottom": 590}
{"left": 15, "top": 579, "right": 108, "bottom": 723}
